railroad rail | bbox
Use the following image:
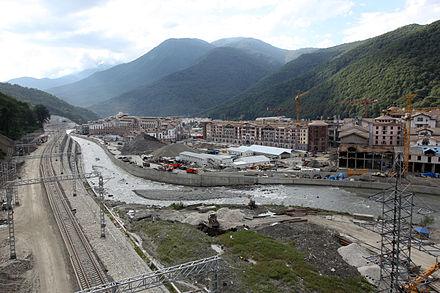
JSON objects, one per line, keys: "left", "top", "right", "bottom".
{"left": 40, "top": 133, "right": 108, "bottom": 290}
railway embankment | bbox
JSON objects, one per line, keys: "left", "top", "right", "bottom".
{"left": 76, "top": 135, "right": 440, "bottom": 195}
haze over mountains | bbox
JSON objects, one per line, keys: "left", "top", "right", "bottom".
{"left": 7, "top": 64, "right": 112, "bottom": 91}
{"left": 3, "top": 20, "right": 440, "bottom": 121}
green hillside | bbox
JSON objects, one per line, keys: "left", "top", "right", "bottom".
{"left": 205, "top": 21, "right": 440, "bottom": 120}
{"left": 0, "top": 91, "right": 46, "bottom": 140}
{"left": 0, "top": 83, "right": 99, "bottom": 123}
{"left": 48, "top": 38, "right": 214, "bottom": 106}
{"left": 89, "top": 47, "right": 280, "bottom": 117}
{"left": 212, "top": 37, "right": 288, "bottom": 65}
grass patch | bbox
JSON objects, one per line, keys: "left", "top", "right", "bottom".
{"left": 219, "top": 230, "right": 373, "bottom": 293}
{"left": 133, "top": 220, "right": 215, "bottom": 265}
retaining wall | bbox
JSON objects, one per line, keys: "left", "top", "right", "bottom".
{"left": 75, "top": 135, "right": 439, "bottom": 194}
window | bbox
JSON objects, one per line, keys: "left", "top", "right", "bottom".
{"left": 417, "top": 117, "right": 424, "bottom": 122}
{"left": 428, "top": 157, "right": 431, "bottom": 163}
{"left": 417, "top": 156, "right": 421, "bottom": 161}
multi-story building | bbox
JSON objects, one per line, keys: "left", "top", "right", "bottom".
{"left": 338, "top": 107, "right": 440, "bottom": 171}
{"left": 86, "top": 113, "right": 182, "bottom": 142}
{"left": 308, "top": 120, "right": 328, "bottom": 152}
{"left": 372, "top": 115, "right": 402, "bottom": 146}
{"left": 204, "top": 121, "right": 311, "bottom": 150}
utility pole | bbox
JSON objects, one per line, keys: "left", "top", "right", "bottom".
{"left": 4, "top": 172, "right": 102, "bottom": 259}
{"left": 6, "top": 185, "right": 16, "bottom": 259}
{"left": 377, "top": 153, "right": 414, "bottom": 292}
{"left": 99, "top": 175, "right": 106, "bottom": 238}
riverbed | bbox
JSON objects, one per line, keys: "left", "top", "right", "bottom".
{"left": 72, "top": 135, "right": 440, "bottom": 227}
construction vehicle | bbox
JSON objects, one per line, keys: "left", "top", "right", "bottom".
{"left": 208, "top": 213, "right": 220, "bottom": 228}
{"left": 164, "top": 164, "right": 173, "bottom": 172}
{"left": 186, "top": 168, "right": 198, "bottom": 174}
{"left": 403, "top": 262, "right": 440, "bottom": 292}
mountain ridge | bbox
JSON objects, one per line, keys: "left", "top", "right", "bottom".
{"left": 89, "top": 46, "right": 280, "bottom": 117}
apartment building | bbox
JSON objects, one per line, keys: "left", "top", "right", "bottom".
{"left": 86, "top": 113, "right": 182, "bottom": 142}
{"left": 203, "top": 121, "right": 311, "bottom": 150}
{"left": 338, "top": 107, "right": 440, "bottom": 172}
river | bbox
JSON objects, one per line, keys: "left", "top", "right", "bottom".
{"left": 72, "top": 135, "right": 440, "bottom": 227}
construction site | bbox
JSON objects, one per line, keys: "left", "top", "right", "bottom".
{"left": 1, "top": 92, "right": 440, "bottom": 292}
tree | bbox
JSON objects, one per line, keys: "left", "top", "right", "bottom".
{"left": 34, "top": 104, "right": 51, "bottom": 126}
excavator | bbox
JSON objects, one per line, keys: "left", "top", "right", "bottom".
{"left": 403, "top": 262, "right": 440, "bottom": 292}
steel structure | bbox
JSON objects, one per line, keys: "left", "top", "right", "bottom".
{"left": 403, "top": 93, "right": 415, "bottom": 177}
{"left": 4, "top": 172, "right": 101, "bottom": 259}
{"left": 6, "top": 185, "right": 16, "bottom": 259}
{"left": 266, "top": 106, "right": 327, "bottom": 117}
{"left": 76, "top": 255, "right": 221, "bottom": 293}
{"left": 294, "top": 90, "right": 310, "bottom": 122}
{"left": 376, "top": 153, "right": 415, "bottom": 292}
{"left": 98, "top": 176, "right": 106, "bottom": 238}
{"left": 337, "top": 99, "right": 378, "bottom": 118}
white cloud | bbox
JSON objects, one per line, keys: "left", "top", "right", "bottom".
{"left": 343, "top": 0, "right": 440, "bottom": 42}
{"left": 7, "top": 0, "right": 437, "bottom": 81}
{"left": 316, "top": 39, "right": 336, "bottom": 48}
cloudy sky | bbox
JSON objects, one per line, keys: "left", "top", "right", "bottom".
{"left": 1, "top": 0, "right": 439, "bottom": 81}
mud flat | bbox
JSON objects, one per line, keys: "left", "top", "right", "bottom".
{"left": 134, "top": 189, "right": 248, "bottom": 201}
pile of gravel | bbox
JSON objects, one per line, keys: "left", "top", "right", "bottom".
{"left": 120, "top": 133, "right": 165, "bottom": 155}
{"left": 150, "top": 143, "right": 199, "bottom": 158}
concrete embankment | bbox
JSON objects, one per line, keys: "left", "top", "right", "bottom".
{"left": 76, "top": 135, "right": 439, "bottom": 195}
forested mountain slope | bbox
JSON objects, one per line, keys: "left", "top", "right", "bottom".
{"left": 47, "top": 38, "right": 214, "bottom": 106}
{"left": 0, "top": 83, "right": 99, "bottom": 123}
{"left": 89, "top": 47, "right": 280, "bottom": 117}
{"left": 205, "top": 21, "right": 440, "bottom": 120}
{"left": 0, "top": 91, "right": 45, "bottom": 140}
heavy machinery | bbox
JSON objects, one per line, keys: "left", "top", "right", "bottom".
{"left": 404, "top": 262, "right": 440, "bottom": 292}
{"left": 186, "top": 168, "right": 198, "bottom": 174}
{"left": 208, "top": 213, "right": 220, "bottom": 229}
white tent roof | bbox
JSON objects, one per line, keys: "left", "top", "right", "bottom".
{"left": 248, "top": 145, "right": 292, "bottom": 156}
{"left": 234, "top": 155, "right": 270, "bottom": 164}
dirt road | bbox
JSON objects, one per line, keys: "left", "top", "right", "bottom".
{"left": 307, "top": 214, "right": 438, "bottom": 270}
{"left": 14, "top": 146, "right": 75, "bottom": 292}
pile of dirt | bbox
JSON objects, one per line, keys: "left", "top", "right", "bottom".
{"left": 0, "top": 239, "right": 35, "bottom": 292}
{"left": 120, "top": 133, "right": 165, "bottom": 155}
{"left": 256, "top": 222, "right": 360, "bottom": 278}
{"left": 150, "top": 143, "right": 199, "bottom": 158}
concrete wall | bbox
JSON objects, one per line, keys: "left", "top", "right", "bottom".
{"left": 75, "top": 135, "right": 440, "bottom": 194}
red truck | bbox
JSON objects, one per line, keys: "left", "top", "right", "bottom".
{"left": 186, "top": 168, "right": 198, "bottom": 174}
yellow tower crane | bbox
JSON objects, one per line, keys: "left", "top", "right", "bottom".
{"left": 295, "top": 90, "right": 310, "bottom": 122}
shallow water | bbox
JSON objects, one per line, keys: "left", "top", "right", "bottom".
{"left": 72, "top": 135, "right": 440, "bottom": 227}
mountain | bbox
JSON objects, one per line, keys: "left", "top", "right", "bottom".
{"left": 0, "top": 83, "right": 99, "bottom": 123}
{"left": 213, "top": 37, "right": 318, "bottom": 64}
{"left": 212, "top": 37, "right": 288, "bottom": 65}
{"left": 47, "top": 38, "right": 215, "bottom": 107}
{"left": 0, "top": 91, "right": 42, "bottom": 141}
{"left": 7, "top": 64, "right": 112, "bottom": 90}
{"left": 89, "top": 47, "right": 280, "bottom": 117}
{"left": 205, "top": 21, "right": 440, "bottom": 120}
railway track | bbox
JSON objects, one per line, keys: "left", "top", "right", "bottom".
{"left": 40, "top": 132, "right": 108, "bottom": 290}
